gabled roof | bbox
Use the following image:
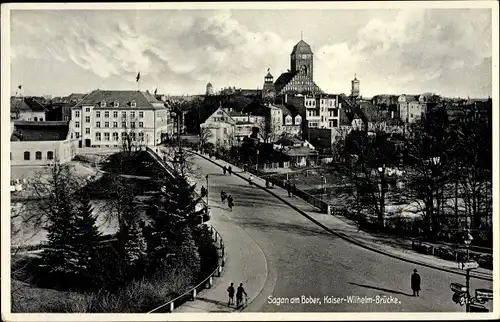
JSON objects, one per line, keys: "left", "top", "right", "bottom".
{"left": 74, "top": 90, "right": 163, "bottom": 110}
{"left": 358, "top": 101, "right": 392, "bottom": 123}
{"left": 10, "top": 97, "right": 47, "bottom": 113}
{"left": 274, "top": 72, "right": 297, "bottom": 91}
{"left": 11, "top": 121, "right": 70, "bottom": 141}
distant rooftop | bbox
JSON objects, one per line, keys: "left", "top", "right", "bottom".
{"left": 11, "top": 121, "right": 70, "bottom": 142}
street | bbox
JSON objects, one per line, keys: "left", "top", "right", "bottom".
{"left": 189, "top": 153, "right": 493, "bottom": 312}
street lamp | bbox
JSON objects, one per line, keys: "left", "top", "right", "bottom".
{"left": 377, "top": 164, "right": 386, "bottom": 227}
{"left": 205, "top": 174, "right": 209, "bottom": 208}
{"left": 256, "top": 149, "right": 260, "bottom": 170}
{"left": 321, "top": 175, "right": 326, "bottom": 195}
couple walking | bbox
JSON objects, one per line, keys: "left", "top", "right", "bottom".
{"left": 227, "top": 282, "right": 247, "bottom": 308}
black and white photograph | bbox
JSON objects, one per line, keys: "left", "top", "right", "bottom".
{"left": 1, "top": 1, "right": 498, "bottom": 320}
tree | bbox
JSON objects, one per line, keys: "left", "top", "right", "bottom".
{"left": 121, "top": 113, "right": 146, "bottom": 157}
{"left": 120, "top": 198, "right": 147, "bottom": 269}
{"left": 145, "top": 173, "right": 203, "bottom": 276}
{"left": 199, "top": 127, "right": 212, "bottom": 149}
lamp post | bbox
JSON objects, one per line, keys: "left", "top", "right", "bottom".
{"left": 377, "top": 164, "right": 386, "bottom": 226}
{"left": 256, "top": 149, "right": 260, "bottom": 170}
{"left": 321, "top": 175, "right": 326, "bottom": 195}
{"left": 205, "top": 174, "right": 209, "bottom": 208}
{"left": 464, "top": 230, "right": 473, "bottom": 312}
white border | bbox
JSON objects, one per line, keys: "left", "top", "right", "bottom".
{"left": 1, "top": 1, "right": 498, "bottom": 321}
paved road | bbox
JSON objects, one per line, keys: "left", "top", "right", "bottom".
{"left": 191, "top": 154, "right": 493, "bottom": 312}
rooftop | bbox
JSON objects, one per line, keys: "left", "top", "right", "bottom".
{"left": 291, "top": 39, "right": 313, "bottom": 55}
{"left": 75, "top": 90, "right": 164, "bottom": 110}
{"left": 11, "top": 121, "right": 70, "bottom": 142}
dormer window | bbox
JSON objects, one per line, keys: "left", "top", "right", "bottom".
{"left": 114, "top": 100, "right": 119, "bottom": 108}
{"left": 130, "top": 100, "right": 136, "bottom": 108}
{"left": 285, "top": 115, "right": 293, "bottom": 125}
{"left": 100, "top": 100, "right": 106, "bottom": 108}
{"left": 295, "top": 115, "right": 302, "bottom": 124}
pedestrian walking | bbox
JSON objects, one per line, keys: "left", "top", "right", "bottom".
{"left": 248, "top": 175, "right": 253, "bottom": 186}
{"left": 236, "top": 283, "right": 248, "bottom": 308}
{"left": 200, "top": 186, "right": 207, "bottom": 197}
{"left": 227, "top": 195, "right": 234, "bottom": 211}
{"left": 228, "top": 166, "right": 232, "bottom": 175}
{"left": 227, "top": 282, "right": 235, "bottom": 306}
{"left": 221, "top": 190, "right": 227, "bottom": 203}
{"left": 292, "top": 183, "right": 297, "bottom": 196}
{"left": 223, "top": 166, "right": 227, "bottom": 175}
{"left": 287, "top": 181, "right": 292, "bottom": 197}
{"left": 411, "top": 269, "right": 421, "bottom": 297}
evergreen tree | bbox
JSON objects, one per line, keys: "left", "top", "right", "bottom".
{"left": 145, "top": 174, "right": 202, "bottom": 276}
{"left": 121, "top": 199, "right": 147, "bottom": 269}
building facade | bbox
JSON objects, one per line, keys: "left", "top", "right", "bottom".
{"left": 398, "top": 94, "right": 426, "bottom": 123}
{"left": 200, "top": 106, "right": 236, "bottom": 148}
{"left": 71, "top": 90, "right": 171, "bottom": 148}
{"left": 10, "top": 97, "right": 47, "bottom": 121}
{"left": 10, "top": 121, "right": 77, "bottom": 166}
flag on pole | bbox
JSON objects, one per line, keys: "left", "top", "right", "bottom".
{"left": 136, "top": 72, "right": 140, "bottom": 82}
{"left": 154, "top": 88, "right": 158, "bottom": 95}
{"left": 18, "top": 85, "right": 22, "bottom": 90}
{"left": 267, "top": 68, "right": 270, "bottom": 72}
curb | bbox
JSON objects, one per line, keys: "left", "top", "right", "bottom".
{"left": 191, "top": 150, "right": 493, "bottom": 282}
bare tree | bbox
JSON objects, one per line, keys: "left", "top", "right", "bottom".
{"left": 120, "top": 113, "right": 147, "bottom": 157}
{"left": 199, "top": 127, "right": 212, "bottom": 149}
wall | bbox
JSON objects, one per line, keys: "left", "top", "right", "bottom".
{"left": 14, "top": 111, "right": 46, "bottom": 122}
{"left": 11, "top": 138, "right": 77, "bottom": 166}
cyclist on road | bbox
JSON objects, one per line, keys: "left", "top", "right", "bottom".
{"left": 220, "top": 190, "right": 227, "bottom": 203}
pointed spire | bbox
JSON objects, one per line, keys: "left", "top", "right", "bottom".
{"left": 301, "top": 31, "right": 303, "bottom": 41}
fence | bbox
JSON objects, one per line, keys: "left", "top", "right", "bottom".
{"left": 147, "top": 224, "right": 226, "bottom": 313}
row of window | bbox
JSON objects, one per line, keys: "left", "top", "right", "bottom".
{"left": 22, "top": 151, "right": 54, "bottom": 161}
{"left": 75, "top": 121, "right": 144, "bottom": 128}
{"left": 75, "top": 110, "right": 144, "bottom": 118}
{"left": 95, "top": 132, "right": 145, "bottom": 141}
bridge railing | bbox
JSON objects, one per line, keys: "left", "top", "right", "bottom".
{"left": 146, "top": 224, "right": 225, "bottom": 313}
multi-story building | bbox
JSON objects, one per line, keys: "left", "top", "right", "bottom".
{"left": 71, "top": 90, "right": 171, "bottom": 148}
{"left": 303, "top": 94, "right": 342, "bottom": 130}
{"left": 398, "top": 94, "right": 426, "bottom": 123}
{"left": 10, "top": 121, "right": 77, "bottom": 166}
{"left": 45, "top": 102, "right": 72, "bottom": 121}
{"left": 200, "top": 105, "right": 236, "bottom": 147}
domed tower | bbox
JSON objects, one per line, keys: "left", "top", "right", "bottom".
{"left": 351, "top": 74, "right": 360, "bottom": 98}
{"left": 262, "top": 69, "right": 276, "bottom": 100}
{"left": 206, "top": 82, "right": 214, "bottom": 96}
{"left": 291, "top": 35, "right": 314, "bottom": 80}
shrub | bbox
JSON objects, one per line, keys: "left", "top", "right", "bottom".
{"left": 192, "top": 225, "right": 220, "bottom": 279}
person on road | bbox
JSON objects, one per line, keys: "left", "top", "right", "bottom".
{"left": 411, "top": 269, "right": 421, "bottom": 297}
{"left": 223, "top": 166, "right": 227, "bottom": 175}
{"left": 200, "top": 186, "right": 207, "bottom": 197}
{"left": 236, "top": 283, "right": 248, "bottom": 308}
{"left": 227, "top": 282, "right": 235, "bottom": 306}
{"left": 228, "top": 166, "right": 232, "bottom": 175}
{"left": 287, "top": 181, "right": 292, "bottom": 197}
{"left": 227, "top": 195, "right": 234, "bottom": 211}
{"left": 220, "top": 190, "right": 227, "bottom": 203}
{"left": 248, "top": 175, "right": 253, "bottom": 186}
{"left": 292, "top": 183, "right": 297, "bottom": 196}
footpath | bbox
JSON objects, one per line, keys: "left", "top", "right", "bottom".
{"left": 190, "top": 150, "right": 493, "bottom": 282}
{"left": 154, "top": 148, "right": 268, "bottom": 313}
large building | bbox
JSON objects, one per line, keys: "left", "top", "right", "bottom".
{"left": 71, "top": 90, "right": 172, "bottom": 148}
{"left": 10, "top": 121, "right": 77, "bottom": 166}
{"left": 274, "top": 39, "right": 324, "bottom": 96}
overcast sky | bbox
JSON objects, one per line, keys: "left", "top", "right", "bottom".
{"left": 9, "top": 7, "right": 493, "bottom": 98}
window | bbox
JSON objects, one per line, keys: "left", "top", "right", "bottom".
{"left": 122, "top": 111, "right": 127, "bottom": 118}
{"left": 105, "top": 122, "right": 109, "bottom": 128}
{"left": 122, "top": 121, "right": 126, "bottom": 128}
{"left": 95, "top": 132, "right": 101, "bottom": 141}
{"left": 40, "top": 118, "right": 44, "bottom": 121}
{"left": 85, "top": 116, "right": 90, "bottom": 123}
{"left": 96, "top": 111, "right": 101, "bottom": 118}
{"left": 85, "top": 108, "right": 90, "bottom": 112}
{"left": 131, "top": 132, "right": 136, "bottom": 140}
{"left": 24, "top": 151, "right": 30, "bottom": 160}
{"left": 104, "top": 111, "right": 109, "bottom": 118}
{"left": 114, "top": 101, "right": 119, "bottom": 108}
{"left": 139, "top": 132, "right": 144, "bottom": 140}
{"left": 113, "top": 132, "right": 118, "bottom": 141}
{"left": 131, "top": 111, "right": 136, "bottom": 118}
{"left": 223, "top": 128, "right": 227, "bottom": 134}
{"left": 75, "top": 111, "right": 80, "bottom": 118}
{"left": 100, "top": 100, "right": 106, "bottom": 108}
{"left": 86, "top": 128, "right": 90, "bottom": 134}
{"left": 104, "top": 133, "right": 110, "bottom": 141}
{"left": 75, "top": 132, "right": 80, "bottom": 139}
{"left": 139, "top": 122, "right": 144, "bottom": 128}
{"left": 130, "top": 100, "right": 137, "bottom": 108}
{"left": 131, "top": 122, "right": 136, "bottom": 128}
{"left": 113, "top": 122, "right": 118, "bottom": 128}
{"left": 75, "top": 121, "right": 80, "bottom": 128}
{"left": 96, "top": 121, "right": 101, "bottom": 128}
{"left": 113, "top": 111, "right": 118, "bottom": 118}
{"left": 121, "top": 132, "right": 126, "bottom": 138}
{"left": 34, "top": 117, "right": 38, "bottom": 121}
{"left": 35, "top": 151, "right": 42, "bottom": 160}
{"left": 334, "top": 109, "right": 338, "bottom": 117}
{"left": 139, "top": 111, "right": 144, "bottom": 118}
{"left": 47, "top": 151, "right": 54, "bottom": 160}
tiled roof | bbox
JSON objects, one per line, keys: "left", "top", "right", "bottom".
{"left": 265, "top": 72, "right": 273, "bottom": 79}
{"left": 274, "top": 72, "right": 296, "bottom": 92}
{"left": 291, "top": 40, "right": 313, "bottom": 55}
{"left": 276, "top": 136, "right": 303, "bottom": 146}
{"left": 359, "top": 101, "right": 392, "bottom": 123}
{"left": 282, "top": 146, "right": 318, "bottom": 157}
{"left": 24, "top": 98, "right": 47, "bottom": 112}
{"left": 11, "top": 121, "right": 70, "bottom": 141}
{"left": 229, "top": 111, "right": 247, "bottom": 117}
{"left": 75, "top": 90, "right": 163, "bottom": 110}
{"left": 10, "top": 98, "right": 31, "bottom": 113}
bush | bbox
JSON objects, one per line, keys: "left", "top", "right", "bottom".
{"left": 192, "top": 224, "right": 220, "bottom": 279}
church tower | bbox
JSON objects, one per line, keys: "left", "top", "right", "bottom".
{"left": 290, "top": 33, "right": 314, "bottom": 80}
{"left": 351, "top": 74, "right": 360, "bottom": 98}
{"left": 262, "top": 69, "right": 276, "bottom": 100}
{"left": 206, "top": 82, "right": 214, "bottom": 96}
